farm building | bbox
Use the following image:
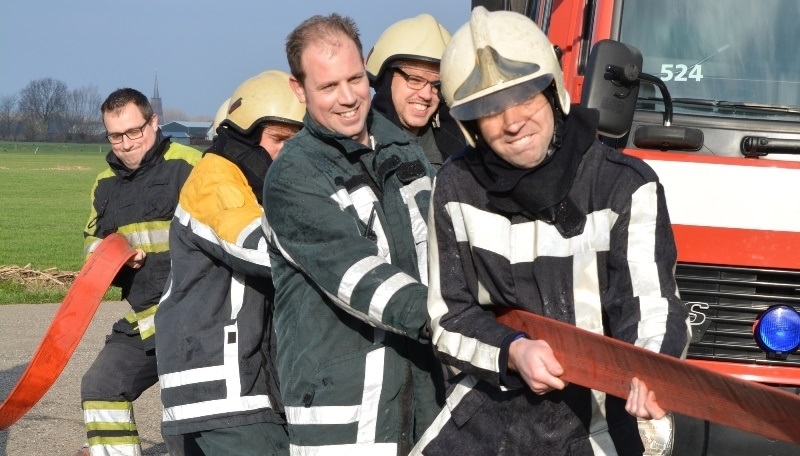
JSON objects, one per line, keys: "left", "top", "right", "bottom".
{"left": 160, "top": 121, "right": 212, "bottom": 145}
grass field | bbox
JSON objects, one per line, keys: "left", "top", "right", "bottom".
{"left": 0, "top": 141, "right": 120, "bottom": 303}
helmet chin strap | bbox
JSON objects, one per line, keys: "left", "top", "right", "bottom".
{"left": 546, "top": 87, "right": 565, "bottom": 157}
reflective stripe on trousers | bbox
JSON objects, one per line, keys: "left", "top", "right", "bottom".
{"left": 83, "top": 400, "right": 142, "bottom": 456}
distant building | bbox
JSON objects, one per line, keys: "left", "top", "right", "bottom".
{"left": 150, "top": 73, "right": 164, "bottom": 122}
{"left": 161, "top": 121, "right": 212, "bottom": 145}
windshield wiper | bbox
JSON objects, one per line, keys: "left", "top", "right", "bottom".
{"left": 639, "top": 97, "right": 800, "bottom": 115}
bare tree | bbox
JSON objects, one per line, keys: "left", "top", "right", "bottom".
{"left": 161, "top": 108, "right": 189, "bottom": 124}
{"left": 0, "top": 94, "right": 18, "bottom": 140}
{"left": 18, "top": 77, "right": 68, "bottom": 140}
{"left": 60, "top": 85, "right": 103, "bottom": 141}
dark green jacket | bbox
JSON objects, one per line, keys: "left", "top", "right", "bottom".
{"left": 264, "top": 111, "right": 445, "bottom": 455}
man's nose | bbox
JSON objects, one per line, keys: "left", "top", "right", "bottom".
{"left": 121, "top": 134, "right": 135, "bottom": 148}
{"left": 338, "top": 84, "right": 357, "bottom": 105}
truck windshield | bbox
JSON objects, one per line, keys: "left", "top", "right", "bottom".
{"left": 619, "top": 0, "right": 800, "bottom": 120}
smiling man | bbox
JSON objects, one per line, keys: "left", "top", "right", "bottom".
{"left": 79, "top": 88, "right": 200, "bottom": 456}
{"left": 262, "top": 13, "right": 445, "bottom": 456}
{"left": 414, "top": 7, "right": 691, "bottom": 455}
{"left": 366, "top": 14, "right": 465, "bottom": 169}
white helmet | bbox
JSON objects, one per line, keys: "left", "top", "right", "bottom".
{"left": 224, "top": 70, "right": 304, "bottom": 135}
{"left": 366, "top": 14, "right": 451, "bottom": 82}
{"left": 441, "top": 7, "right": 570, "bottom": 144}
{"left": 210, "top": 97, "right": 230, "bottom": 138}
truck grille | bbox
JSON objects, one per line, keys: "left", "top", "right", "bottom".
{"left": 676, "top": 263, "right": 800, "bottom": 367}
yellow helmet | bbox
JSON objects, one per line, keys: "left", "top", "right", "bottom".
{"left": 441, "top": 6, "right": 570, "bottom": 140}
{"left": 210, "top": 97, "right": 230, "bottom": 138}
{"left": 223, "top": 70, "right": 305, "bottom": 135}
{"left": 366, "top": 14, "right": 452, "bottom": 82}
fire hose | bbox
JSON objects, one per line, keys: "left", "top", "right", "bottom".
{"left": 0, "top": 233, "right": 134, "bottom": 429}
{"left": 497, "top": 308, "right": 800, "bottom": 445}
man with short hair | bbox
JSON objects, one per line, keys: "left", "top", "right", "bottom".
{"left": 414, "top": 7, "right": 691, "bottom": 455}
{"left": 263, "top": 13, "right": 445, "bottom": 455}
{"left": 155, "top": 70, "right": 304, "bottom": 456}
{"left": 80, "top": 88, "right": 201, "bottom": 456}
{"left": 366, "top": 14, "right": 465, "bottom": 169}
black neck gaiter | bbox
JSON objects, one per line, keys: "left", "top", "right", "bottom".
{"left": 205, "top": 127, "right": 273, "bottom": 205}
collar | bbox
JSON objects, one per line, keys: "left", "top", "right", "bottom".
{"left": 465, "top": 104, "right": 599, "bottom": 218}
{"left": 106, "top": 129, "right": 170, "bottom": 178}
{"left": 303, "top": 109, "right": 413, "bottom": 157}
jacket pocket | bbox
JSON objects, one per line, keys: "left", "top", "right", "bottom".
{"left": 304, "top": 344, "right": 383, "bottom": 408}
{"left": 446, "top": 375, "right": 489, "bottom": 429}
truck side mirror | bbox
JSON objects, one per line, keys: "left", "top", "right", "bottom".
{"left": 581, "top": 40, "right": 643, "bottom": 138}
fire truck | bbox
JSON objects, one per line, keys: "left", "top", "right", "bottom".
{"left": 472, "top": 1, "right": 800, "bottom": 454}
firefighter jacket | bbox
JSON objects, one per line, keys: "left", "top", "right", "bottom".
{"left": 155, "top": 129, "right": 284, "bottom": 435}
{"left": 263, "top": 111, "right": 446, "bottom": 455}
{"left": 415, "top": 106, "right": 692, "bottom": 455}
{"left": 83, "top": 131, "right": 200, "bottom": 350}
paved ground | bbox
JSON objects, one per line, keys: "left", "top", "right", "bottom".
{"left": 0, "top": 301, "right": 166, "bottom": 456}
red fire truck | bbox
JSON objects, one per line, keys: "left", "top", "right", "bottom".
{"left": 473, "top": 1, "right": 800, "bottom": 454}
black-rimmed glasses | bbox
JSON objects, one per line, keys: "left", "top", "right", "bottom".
{"left": 393, "top": 68, "right": 441, "bottom": 93}
{"left": 106, "top": 116, "right": 153, "bottom": 144}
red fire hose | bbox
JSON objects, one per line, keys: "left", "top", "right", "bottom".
{"left": 497, "top": 308, "right": 800, "bottom": 445}
{"left": 0, "top": 233, "right": 134, "bottom": 429}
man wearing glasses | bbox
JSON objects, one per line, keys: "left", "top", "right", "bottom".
{"left": 79, "top": 88, "right": 200, "bottom": 456}
{"left": 367, "top": 14, "right": 465, "bottom": 169}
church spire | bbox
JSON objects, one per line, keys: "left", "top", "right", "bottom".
{"left": 150, "top": 70, "right": 164, "bottom": 122}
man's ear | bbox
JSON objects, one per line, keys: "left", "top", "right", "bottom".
{"left": 289, "top": 76, "right": 306, "bottom": 104}
{"left": 150, "top": 114, "right": 159, "bottom": 130}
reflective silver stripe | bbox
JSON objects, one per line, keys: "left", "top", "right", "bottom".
{"left": 337, "top": 256, "right": 384, "bottom": 304}
{"left": 161, "top": 323, "right": 271, "bottom": 422}
{"left": 137, "top": 313, "right": 155, "bottom": 336}
{"left": 160, "top": 366, "right": 226, "bottom": 388}
{"left": 122, "top": 228, "right": 169, "bottom": 250}
{"left": 428, "top": 206, "right": 501, "bottom": 373}
{"left": 445, "top": 202, "right": 618, "bottom": 262}
{"left": 162, "top": 395, "right": 271, "bottom": 422}
{"left": 330, "top": 187, "right": 391, "bottom": 262}
{"left": 159, "top": 275, "right": 172, "bottom": 304}
{"left": 285, "top": 347, "right": 386, "bottom": 445}
{"left": 400, "top": 177, "right": 431, "bottom": 284}
{"left": 84, "top": 239, "right": 102, "bottom": 257}
{"left": 410, "top": 375, "right": 477, "bottom": 455}
{"left": 573, "top": 252, "right": 603, "bottom": 334}
{"left": 285, "top": 405, "right": 360, "bottom": 425}
{"left": 368, "top": 273, "right": 416, "bottom": 322}
{"left": 223, "top": 324, "right": 241, "bottom": 405}
{"left": 628, "top": 183, "right": 669, "bottom": 351}
{"left": 290, "top": 443, "right": 397, "bottom": 456}
{"left": 433, "top": 326, "right": 500, "bottom": 373}
{"left": 573, "top": 250, "right": 614, "bottom": 453}
{"left": 89, "top": 444, "right": 141, "bottom": 456}
{"left": 84, "top": 408, "right": 134, "bottom": 424}
{"left": 357, "top": 347, "right": 385, "bottom": 443}
{"left": 588, "top": 390, "right": 616, "bottom": 455}
{"left": 175, "top": 204, "right": 270, "bottom": 267}
{"left": 330, "top": 187, "right": 355, "bottom": 210}
{"left": 230, "top": 272, "right": 245, "bottom": 319}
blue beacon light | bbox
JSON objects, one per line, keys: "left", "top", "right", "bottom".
{"left": 753, "top": 305, "right": 800, "bottom": 357}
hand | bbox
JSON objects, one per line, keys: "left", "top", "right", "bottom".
{"left": 125, "top": 249, "right": 146, "bottom": 269}
{"left": 625, "top": 377, "right": 665, "bottom": 420}
{"left": 507, "top": 338, "right": 567, "bottom": 394}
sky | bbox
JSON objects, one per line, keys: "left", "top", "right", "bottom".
{"left": 0, "top": 0, "right": 471, "bottom": 119}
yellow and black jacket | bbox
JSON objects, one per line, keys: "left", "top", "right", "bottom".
{"left": 155, "top": 128, "right": 283, "bottom": 435}
{"left": 83, "top": 131, "right": 200, "bottom": 349}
